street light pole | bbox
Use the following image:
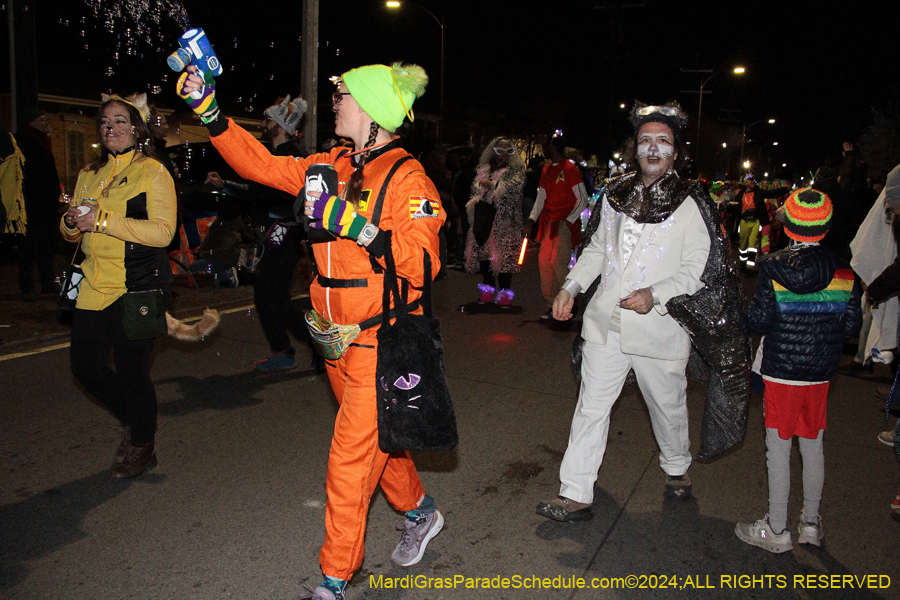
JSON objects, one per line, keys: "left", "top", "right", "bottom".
{"left": 680, "top": 66, "right": 745, "bottom": 170}
{"left": 386, "top": 2, "right": 445, "bottom": 140}
{"left": 695, "top": 71, "right": 719, "bottom": 163}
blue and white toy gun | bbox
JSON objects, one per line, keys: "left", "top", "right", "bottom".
{"left": 167, "top": 28, "right": 223, "bottom": 99}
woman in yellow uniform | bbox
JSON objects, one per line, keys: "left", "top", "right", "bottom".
{"left": 178, "top": 62, "right": 445, "bottom": 600}
{"left": 61, "top": 97, "right": 177, "bottom": 479}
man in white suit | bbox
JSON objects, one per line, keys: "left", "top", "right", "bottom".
{"left": 537, "top": 104, "right": 711, "bottom": 521}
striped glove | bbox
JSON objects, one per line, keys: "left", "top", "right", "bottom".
{"left": 310, "top": 192, "right": 367, "bottom": 240}
{"left": 176, "top": 70, "right": 219, "bottom": 120}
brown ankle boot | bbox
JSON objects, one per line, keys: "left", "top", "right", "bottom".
{"left": 110, "top": 442, "right": 156, "bottom": 479}
{"left": 115, "top": 427, "right": 131, "bottom": 463}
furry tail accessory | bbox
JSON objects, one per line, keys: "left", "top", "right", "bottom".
{"left": 165, "top": 309, "right": 220, "bottom": 342}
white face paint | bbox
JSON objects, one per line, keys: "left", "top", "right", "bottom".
{"left": 636, "top": 135, "right": 675, "bottom": 159}
{"left": 636, "top": 122, "right": 677, "bottom": 185}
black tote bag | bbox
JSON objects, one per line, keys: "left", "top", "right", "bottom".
{"left": 375, "top": 236, "right": 458, "bottom": 452}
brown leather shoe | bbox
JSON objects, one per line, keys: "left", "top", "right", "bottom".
{"left": 536, "top": 496, "right": 593, "bottom": 521}
{"left": 115, "top": 427, "right": 131, "bottom": 463}
{"left": 875, "top": 385, "right": 892, "bottom": 401}
{"left": 110, "top": 442, "right": 156, "bottom": 479}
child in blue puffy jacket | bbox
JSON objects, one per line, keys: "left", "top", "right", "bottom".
{"left": 735, "top": 188, "right": 862, "bottom": 553}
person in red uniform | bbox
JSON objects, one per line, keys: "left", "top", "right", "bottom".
{"left": 178, "top": 62, "right": 444, "bottom": 600}
{"left": 524, "top": 133, "right": 589, "bottom": 318}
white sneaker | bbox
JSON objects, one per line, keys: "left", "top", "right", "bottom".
{"left": 734, "top": 515, "right": 792, "bottom": 553}
{"left": 798, "top": 512, "right": 823, "bottom": 546}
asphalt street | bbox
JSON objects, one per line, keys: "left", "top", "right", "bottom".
{"left": 1, "top": 255, "right": 898, "bottom": 600}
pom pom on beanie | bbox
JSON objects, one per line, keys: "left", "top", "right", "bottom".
{"left": 342, "top": 62, "right": 428, "bottom": 133}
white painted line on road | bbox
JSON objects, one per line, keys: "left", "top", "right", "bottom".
{"left": 0, "top": 294, "right": 311, "bottom": 362}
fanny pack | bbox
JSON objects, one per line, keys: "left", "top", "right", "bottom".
{"left": 121, "top": 289, "right": 167, "bottom": 340}
{"left": 305, "top": 310, "right": 362, "bottom": 360}
{"left": 305, "top": 296, "right": 420, "bottom": 361}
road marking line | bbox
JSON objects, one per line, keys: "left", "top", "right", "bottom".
{"left": 0, "top": 295, "right": 310, "bottom": 362}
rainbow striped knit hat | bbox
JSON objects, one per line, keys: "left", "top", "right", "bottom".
{"left": 783, "top": 188, "right": 832, "bottom": 242}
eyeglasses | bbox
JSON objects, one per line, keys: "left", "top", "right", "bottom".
{"left": 493, "top": 147, "right": 517, "bottom": 156}
{"left": 635, "top": 105, "right": 681, "bottom": 117}
{"left": 332, "top": 92, "right": 352, "bottom": 106}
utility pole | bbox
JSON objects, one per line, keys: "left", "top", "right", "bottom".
{"left": 679, "top": 68, "right": 713, "bottom": 166}
{"left": 8, "top": 0, "right": 39, "bottom": 131}
{"left": 300, "top": 0, "right": 318, "bottom": 154}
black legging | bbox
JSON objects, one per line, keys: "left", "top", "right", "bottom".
{"left": 70, "top": 299, "right": 158, "bottom": 445}
{"left": 17, "top": 222, "right": 58, "bottom": 295}
{"left": 479, "top": 260, "right": 512, "bottom": 290}
{"left": 253, "top": 226, "right": 311, "bottom": 355}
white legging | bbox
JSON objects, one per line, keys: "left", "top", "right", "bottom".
{"left": 766, "top": 427, "right": 824, "bottom": 532}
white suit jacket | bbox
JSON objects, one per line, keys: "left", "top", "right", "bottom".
{"left": 568, "top": 194, "right": 711, "bottom": 360}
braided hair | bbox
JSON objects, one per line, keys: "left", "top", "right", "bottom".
{"left": 344, "top": 121, "right": 380, "bottom": 208}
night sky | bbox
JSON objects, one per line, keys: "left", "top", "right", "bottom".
{"left": 26, "top": 0, "right": 900, "bottom": 177}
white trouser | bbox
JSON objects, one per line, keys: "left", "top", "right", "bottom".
{"left": 559, "top": 333, "right": 692, "bottom": 504}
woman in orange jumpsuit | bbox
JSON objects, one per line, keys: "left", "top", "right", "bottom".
{"left": 178, "top": 63, "right": 444, "bottom": 600}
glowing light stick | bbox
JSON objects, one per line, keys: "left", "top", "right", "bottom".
{"left": 518, "top": 238, "right": 528, "bottom": 265}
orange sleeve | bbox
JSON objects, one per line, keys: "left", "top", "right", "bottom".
{"left": 379, "top": 168, "right": 445, "bottom": 287}
{"left": 209, "top": 118, "right": 334, "bottom": 196}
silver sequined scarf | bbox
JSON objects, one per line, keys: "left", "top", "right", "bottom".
{"left": 605, "top": 170, "right": 692, "bottom": 224}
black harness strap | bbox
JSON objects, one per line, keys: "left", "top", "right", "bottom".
{"left": 316, "top": 275, "right": 368, "bottom": 288}
{"left": 368, "top": 155, "right": 413, "bottom": 274}
{"left": 359, "top": 299, "right": 419, "bottom": 331}
{"left": 321, "top": 153, "right": 419, "bottom": 330}
{"left": 370, "top": 155, "right": 413, "bottom": 227}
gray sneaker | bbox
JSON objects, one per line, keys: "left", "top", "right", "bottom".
{"left": 798, "top": 512, "right": 823, "bottom": 546}
{"left": 735, "top": 515, "right": 792, "bottom": 553}
{"left": 298, "top": 585, "right": 342, "bottom": 600}
{"left": 391, "top": 510, "right": 444, "bottom": 567}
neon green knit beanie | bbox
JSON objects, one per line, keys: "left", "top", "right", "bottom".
{"left": 342, "top": 62, "right": 428, "bottom": 133}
